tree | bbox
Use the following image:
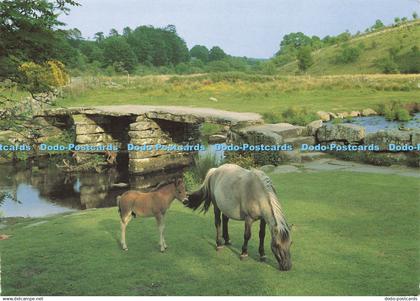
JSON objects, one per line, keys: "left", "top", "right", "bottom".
{"left": 394, "top": 17, "right": 401, "bottom": 24}
{"left": 413, "top": 12, "right": 418, "bottom": 20}
{"left": 209, "top": 46, "right": 226, "bottom": 61}
{"left": 94, "top": 32, "right": 105, "bottom": 42}
{"left": 0, "top": 0, "right": 80, "bottom": 79}
{"left": 123, "top": 27, "right": 132, "bottom": 36}
{"left": 102, "top": 36, "right": 137, "bottom": 72}
{"left": 190, "top": 45, "right": 209, "bottom": 62}
{"left": 109, "top": 28, "right": 119, "bottom": 37}
{"left": 371, "top": 19, "right": 384, "bottom": 31}
{"left": 297, "top": 46, "right": 313, "bottom": 72}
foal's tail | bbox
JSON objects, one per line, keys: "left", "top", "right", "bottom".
{"left": 184, "top": 168, "right": 216, "bottom": 213}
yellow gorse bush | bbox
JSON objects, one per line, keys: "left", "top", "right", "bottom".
{"left": 18, "top": 60, "right": 69, "bottom": 93}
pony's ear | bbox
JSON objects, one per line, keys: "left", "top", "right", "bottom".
{"left": 176, "top": 178, "right": 183, "bottom": 186}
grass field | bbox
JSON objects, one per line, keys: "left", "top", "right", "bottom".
{"left": 55, "top": 73, "right": 420, "bottom": 117}
{"left": 1, "top": 171, "right": 419, "bottom": 296}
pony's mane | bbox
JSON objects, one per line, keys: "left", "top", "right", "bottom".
{"left": 150, "top": 178, "right": 177, "bottom": 192}
{"left": 251, "top": 169, "right": 290, "bottom": 239}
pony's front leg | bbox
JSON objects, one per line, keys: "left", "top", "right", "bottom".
{"left": 259, "top": 219, "right": 267, "bottom": 261}
{"left": 240, "top": 217, "right": 253, "bottom": 260}
{"left": 155, "top": 214, "right": 166, "bottom": 252}
{"left": 214, "top": 206, "right": 223, "bottom": 250}
{"left": 222, "top": 214, "right": 231, "bottom": 245}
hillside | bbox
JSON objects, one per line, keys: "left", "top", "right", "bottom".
{"left": 277, "top": 20, "right": 420, "bottom": 75}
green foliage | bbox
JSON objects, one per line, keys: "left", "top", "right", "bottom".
{"left": 208, "top": 46, "right": 227, "bottom": 61}
{"left": 262, "top": 112, "right": 281, "bottom": 123}
{"left": 224, "top": 152, "right": 256, "bottom": 169}
{"left": 0, "top": 0, "right": 80, "bottom": 80}
{"left": 297, "top": 46, "right": 313, "bottom": 72}
{"left": 371, "top": 19, "right": 385, "bottom": 31}
{"left": 281, "top": 106, "right": 318, "bottom": 126}
{"left": 335, "top": 44, "right": 362, "bottom": 64}
{"left": 200, "top": 123, "right": 224, "bottom": 137}
{"left": 102, "top": 37, "right": 137, "bottom": 72}
{"left": 376, "top": 101, "right": 412, "bottom": 121}
{"left": 190, "top": 45, "right": 209, "bottom": 62}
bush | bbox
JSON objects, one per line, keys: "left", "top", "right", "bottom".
{"left": 281, "top": 107, "right": 318, "bottom": 126}
{"left": 335, "top": 45, "right": 362, "bottom": 64}
{"left": 377, "top": 101, "right": 412, "bottom": 121}
{"left": 18, "top": 60, "right": 69, "bottom": 93}
{"left": 224, "top": 152, "right": 256, "bottom": 169}
{"left": 262, "top": 112, "right": 281, "bottom": 123}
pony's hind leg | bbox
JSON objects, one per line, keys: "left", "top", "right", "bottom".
{"left": 120, "top": 213, "right": 132, "bottom": 251}
{"left": 155, "top": 214, "right": 166, "bottom": 252}
{"left": 240, "top": 217, "right": 253, "bottom": 260}
{"left": 259, "top": 219, "right": 267, "bottom": 261}
{"left": 214, "top": 206, "right": 223, "bottom": 250}
{"left": 222, "top": 214, "right": 231, "bottom": 245}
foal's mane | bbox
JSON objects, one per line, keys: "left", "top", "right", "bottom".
{"left": 150, "top": 178, "right": 179, "bottom": 192}
{"left": 251, "top": 169, "right": 290, "bottom": 239}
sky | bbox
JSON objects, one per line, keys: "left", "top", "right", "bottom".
{"left": 60, "top": 0, "right": 420, "bottom": 58}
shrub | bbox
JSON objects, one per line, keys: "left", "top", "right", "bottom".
{"left": 335, "top": 45, "right": 362, "bottom": 64}
{"left": 377, "top": 101, "right": 412, "bottom": 121}
{"left": 18, "top": 60, "right": 69, "bottom": 93}
{"left": 281, "top": 106, "right": 318, "bottom": 126}
{"left": 262, "top": 112, "right": 281, "bottom": 123}
{"left": 224, "top": 152, "right": 256, "bottom": 169}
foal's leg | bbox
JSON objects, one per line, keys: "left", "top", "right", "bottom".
{"left": 258, "top": 219, "right": 267, "bottom": 261}
{"left": 222, "top": 214, "right": 231, "bottom": 245}
{"left": 214, "top": 206, "right": 223, "bottom": 250}
{"left": 240, "top": 217, "right": 253, "bottom": 260}
{"left": 155, "top": 214, "right": 166, "bottom": 252}
{"left": 120, "top": 213, "right": 132, "bottom": 251}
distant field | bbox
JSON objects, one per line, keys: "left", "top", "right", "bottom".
{"left": 278, "top": 20, "right": 420, "bottom": 75}
{"left": 56, "top": 73, "right": 420, "bottom": 115}
{"left": 1, "top": 171, "right": 418, "bottom": 295}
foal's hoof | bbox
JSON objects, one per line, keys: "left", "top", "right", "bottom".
{"left": 160, "top": 248, "right": 165, "bottom": 253}
{"left": 260, "top": 255, "right": 267, "bottom": 262}
{"left": 122, "top": 247, "right": 128, "bottom": 251}
{"left": 240, "top": 253, "right": 248, "bottom": 260}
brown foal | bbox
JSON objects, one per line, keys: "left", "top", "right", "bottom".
{"left": 117, "top": 178, "right": 187, "bottom": 252}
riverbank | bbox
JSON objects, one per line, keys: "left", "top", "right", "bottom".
{"left": 1, "top": 170, "right": 418, "bottom": 296}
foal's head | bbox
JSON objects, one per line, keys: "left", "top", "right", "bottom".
{"left": 271, "top": 226, "right": 292, "bottom": 271}
{"left": 174, "top": 178, "right": 188, "bottom": 203}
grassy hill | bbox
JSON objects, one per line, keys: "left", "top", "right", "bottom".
{"left": 277, "top": 20, "right": 420, "bottom": 75}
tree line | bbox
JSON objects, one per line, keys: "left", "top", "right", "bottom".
{"left": 0, "top": 0, "right": 419, "bottom": 81}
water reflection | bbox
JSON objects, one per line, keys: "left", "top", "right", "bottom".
{"left": 0, "top": 162, "right": 184, "bottom": 218}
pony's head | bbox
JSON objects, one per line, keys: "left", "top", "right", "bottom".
{"left": 270, "top": 227, "right": 292, "bottom": 271}
{"left": 174, "top": 178, "right": 188, "bottom": 203}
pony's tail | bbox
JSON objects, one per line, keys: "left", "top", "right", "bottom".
{"left": 184, "top": 168, "right": 215, "bottom": 213}
{"left": 116, "top": 195, "right": 122, "bottom": 216}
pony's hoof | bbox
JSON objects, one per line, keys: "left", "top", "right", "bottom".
{"left": 260, "top": 256, "right": 267, "bottom": 262}
{"left": 122, "top": 247, "right": 128, "bottom": 251}
{"left": 160, "top": 249, "right": 165, "bottom": 253}
{"left": 216, "top": 245, "right": 224, "bottom": 251}
{"left": 224, "top": 240, "right": 232, "bottom": 246}
{"left": 240, "top": 253, "right": 248, "bottom": 260}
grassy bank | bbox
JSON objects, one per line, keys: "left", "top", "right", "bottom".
{"left": 1, "top": 171, "right": 419, "bottom": 296}
{"left": 56, "top": 73, "right": 420, "bottom": 115}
